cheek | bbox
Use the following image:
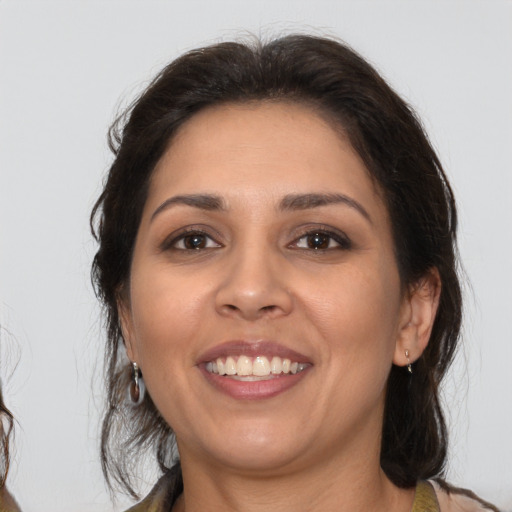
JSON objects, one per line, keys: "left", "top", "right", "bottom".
{"left": 129, "top": 264, "right": 210, "bottom": 367}
{"left": 302, "top": 260, "right": 402, "bottom": 366}
{"left": 127, "top": 268, "right": 211, "bottom": 427}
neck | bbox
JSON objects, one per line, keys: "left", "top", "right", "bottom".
{"left": 174, "top": 438, "right": 414, "bottom": 512}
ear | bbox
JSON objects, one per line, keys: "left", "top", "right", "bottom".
{"left": 117, "top": 290, "right": 139, "bottom": 363}
{"left": 393, "top": 268, "right": 441, "bottom": 367}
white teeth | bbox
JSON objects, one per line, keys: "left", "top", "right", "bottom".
{"left": 206, "top": 355, "right": 309, "bottom": 377}
{"left": 253, "top": 356, "right": 271, "bottom": 376}
{"left": 270, "top": 356, "right": 282, "bottom": 375}
{"left": 236, "top": 355, "right": 252, "bottom": 376}
{"left": 225, "top": 356, "right": 237, "bottom": 375}
{"left": 216, "top": 358, "right": 226, "bottom": 376}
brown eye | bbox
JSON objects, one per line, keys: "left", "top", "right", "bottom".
{"left": 293, "top": 229, "right": 351, "bottom": 251}
{"left": 305, "top": 233, "right": 330, "bottom": 250}
{"left": 172, "top": 232, "right": 221, "bottom": 250}
{"left": 183, "top": 234, "right": 207, "bottom": 249}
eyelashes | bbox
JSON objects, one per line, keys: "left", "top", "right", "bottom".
{"left": 291, "top": 228, "right": 352, "bottom": 251}
{"left": 160, "top": 227, "right": 222, "bottom": 252}
{"left": 171, "top": 231, "right": 221, "bottom": 251}
{"left": 160, "top": 225, "right": 352, "bottom": 254}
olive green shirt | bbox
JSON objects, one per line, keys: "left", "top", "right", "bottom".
{"left": 126, "top": 473, "right": 443, "bottom": 512}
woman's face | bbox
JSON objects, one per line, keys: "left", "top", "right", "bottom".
{"left": 121, "top": 102, "right": 415, "bottom": 474}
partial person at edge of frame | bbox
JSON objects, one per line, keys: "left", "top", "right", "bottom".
{"left": 90, "top": 34, "right": 500, "bottom": 512}
{"left": 0, "top": 378, "right": 21, "bottom": 511}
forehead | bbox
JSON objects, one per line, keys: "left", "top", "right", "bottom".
{"left": 147, "top": 101, "right": 385, "bottom": 215}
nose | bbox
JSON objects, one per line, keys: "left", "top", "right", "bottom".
{"left": 214, "top": 243, "right": 293, "bottom": 321}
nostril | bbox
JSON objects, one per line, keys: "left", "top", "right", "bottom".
{"left": 221, "top": 303, "right": 279, "bottom": 318}
{"left": 224, "top": 304, "right": 275, "bottom": 312}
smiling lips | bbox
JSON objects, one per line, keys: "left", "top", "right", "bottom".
{"left": 206, "top": 355, "right": 310, "bottom": 380}
{"left": 199, "top": 342, "right": 312, "bottom": 399}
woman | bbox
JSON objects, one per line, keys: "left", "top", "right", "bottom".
{"left": 0, "top": 383, "right": 21, "bottom": 512}
{"left": 91, "top": 35, "right": 498, "bottom": 511}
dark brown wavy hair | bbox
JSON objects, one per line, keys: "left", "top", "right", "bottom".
{"left": 91, "top": 34, "right": 464, "bottom": 499}
{"left": 0, "top": 385, "right": 14, "bottom": 489}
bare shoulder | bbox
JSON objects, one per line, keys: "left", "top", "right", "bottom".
{"left": 431, "top": 481, "right": 500, "bottom": 512}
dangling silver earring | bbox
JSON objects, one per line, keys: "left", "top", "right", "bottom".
{"left": 405, "top": 349, "right": 413, "bottom": 374}
{"left": 129, "top": 362, "right": 145, "bottom": 405}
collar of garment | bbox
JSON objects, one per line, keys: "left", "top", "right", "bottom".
{"left": 124, "top": 468, "right": 441, "bottom": 512}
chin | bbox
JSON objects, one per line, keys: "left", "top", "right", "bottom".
{"left": 180, "top": 419, "right": 311, "bottom": 474}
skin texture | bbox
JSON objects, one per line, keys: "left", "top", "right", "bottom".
{"left": 120, "top": 102, "right": 440, "bottom": 511}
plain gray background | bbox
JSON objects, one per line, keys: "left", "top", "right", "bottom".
{"left": 1, "top": 1, "right": 511, "bottom": 511}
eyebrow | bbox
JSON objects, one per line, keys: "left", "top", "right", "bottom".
{"left": 279, "top": 193, "right": 372, "bottom": 223}
{"left": 151, "top": 192, "right": 371, "bottom": 223}
{"left": 151, "top": 194, "right": 226, "bottom": 221}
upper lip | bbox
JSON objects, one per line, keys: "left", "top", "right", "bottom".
{"left": 197, "top": 340, "right": 311, "bottom": 365}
